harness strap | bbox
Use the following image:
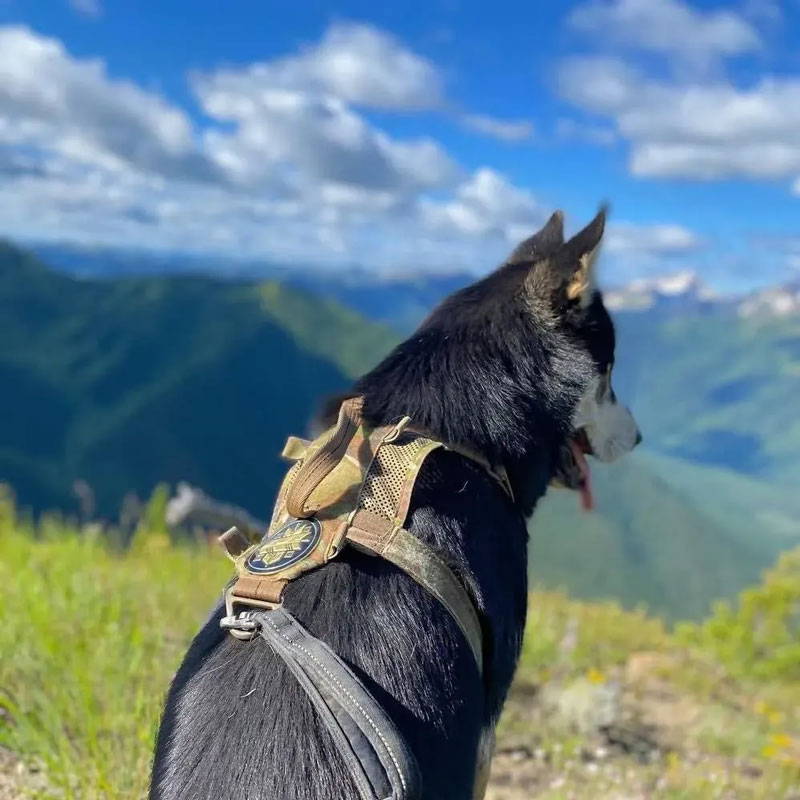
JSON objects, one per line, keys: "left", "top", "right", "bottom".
{"left": 240, "top": 607, "right": 421, "bottom": 800}
{"left": 348, "top": 524, "right": 483, "bottom": 674}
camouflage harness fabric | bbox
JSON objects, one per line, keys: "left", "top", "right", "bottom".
{"left": 218, "top": 396, "right": 513, "bottom": 800}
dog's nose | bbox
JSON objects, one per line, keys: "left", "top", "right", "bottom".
{"left": 634, "top": 429, "right": 643, "bottom": 447}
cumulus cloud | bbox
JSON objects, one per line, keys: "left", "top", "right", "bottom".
{"left": 201, "top": 22, "right": 443, "bottom": 112}
{"left": 558, "top": 57, "right": 800, "bottom": 184}
{"left": 0, "top": 24, "right": 519, "bottom": 273}
{"left": 459, "top": 114, "right": 535, "bottom": 143}
{"left": 420, "top": 168, "right": 543, "bottom": 242}
{"left": 605, "top": 222, "right": 703, "bottom": 255}
{"left": 558, "top": 1, "right": 800, "bottom": 191}
{"left": 0, "top": 22, "right": 701, "bottom": 279}
{"left": 188, "top": 21, "right": 464, "bottom": 204}
{"left": 195, "top": 80, "right": 457, "bottom": 195}
{"left": 568, "top": 0, "right": 761, "bottom": 67}
{"left": 555, "top": 117, "right": 617, "bottom": 146}
{"left": 0, "top": 26, "right": 218, "bottom": 181}
{"left": 591, "top": 221, "right": 705, "bottom": 285}
{"left": 68, "top": 0, "right": 102, "bottom": 18}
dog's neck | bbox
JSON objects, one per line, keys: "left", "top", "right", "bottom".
{"left": 355, "top": 317, "right": 590, "bottom": 515}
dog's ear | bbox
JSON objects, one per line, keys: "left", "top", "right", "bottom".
{"left": 526, "top": 206, "right": 606, "bottom": 308}
{"left": 506, "top": 210, "right": 565, "bottom": 265}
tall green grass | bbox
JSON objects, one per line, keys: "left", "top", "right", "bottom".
{"left": 0, "top": 489, "right": 230, "bottom": 798}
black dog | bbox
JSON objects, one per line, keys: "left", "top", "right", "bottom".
{"left": 150, "top": 209, "right": 640, "bottom": 800}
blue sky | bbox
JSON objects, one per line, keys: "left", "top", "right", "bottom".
{"left": 0, "top": 0, "right": 799, "bottom": 290}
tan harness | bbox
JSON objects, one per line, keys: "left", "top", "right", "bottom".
{"left": 217, "top": 397, "right": 511, "bottom": 799}
{"left": 221, "top": 396, "right": 513, "bottom": 672}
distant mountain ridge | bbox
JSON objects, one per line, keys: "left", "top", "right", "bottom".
{"left": 30, "top": 240, "right": 473, "bottom": 332}
{"left": 738, "top": 278, "right": 800, "bottom": 318}
{"left": 30, "top": 241, "right": 799, "bottom": 328}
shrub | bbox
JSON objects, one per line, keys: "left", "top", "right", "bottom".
{"left": 677, "top": 547, "right": 800, "bottom": 682}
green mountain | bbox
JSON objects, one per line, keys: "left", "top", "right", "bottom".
{"left": 0, "top": 241, "right": 396, "bottom": 516}
{"left": 613, "top": 311, "right": 800, "bottom": 482}
{"left": 530, "top": 450, "right": 800, "bottom": 619}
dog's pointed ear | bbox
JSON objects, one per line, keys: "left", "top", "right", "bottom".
{"left": 506, "top": 210, "right": 565, "bottom": 265}
{"left": 528, "top": 206, "right": 607, "bottom": 308}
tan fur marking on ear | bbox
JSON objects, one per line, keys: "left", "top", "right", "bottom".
{"left": 566, "top": 247, "right": 598, "bottom": 305}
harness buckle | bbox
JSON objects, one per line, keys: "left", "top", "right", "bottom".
{"left": 222, "top": 586, "right": 282, "bottom": 640}
{"left": 220, "top": 611, "right": 260, "bottom": 633}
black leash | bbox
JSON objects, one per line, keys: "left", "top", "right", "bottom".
{"left": 221, "top": 608, "right": 421, "bottom": 800}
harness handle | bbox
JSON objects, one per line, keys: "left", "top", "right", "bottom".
{"left": 285, "top": 396, "right": 363, "bottom": 519}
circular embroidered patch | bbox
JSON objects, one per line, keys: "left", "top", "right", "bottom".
{"left": 245, "top": 518, "right": 321, "bottom": 575}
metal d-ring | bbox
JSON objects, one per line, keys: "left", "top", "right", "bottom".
{"left": 221, "top": 586, "right": 282, "bottom": 640}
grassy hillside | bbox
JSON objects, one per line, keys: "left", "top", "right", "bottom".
{"left": 1, "top": 498, "right": 799, "bottom": 799}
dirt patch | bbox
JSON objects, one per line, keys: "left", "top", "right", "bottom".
{"left": 484, "top": 650, "right": 798, "bottom": 799}
{"left": 0, "top": 748, "right": 48, "bottom": 800}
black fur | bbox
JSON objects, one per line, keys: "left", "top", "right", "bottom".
{"left": 150, "top": 211, "right": 619, "bottom": 799}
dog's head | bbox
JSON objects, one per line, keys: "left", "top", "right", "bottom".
{"left": 506, "top": 208, "right": 640, "bottom": 506}
{"left": 358, "top": 206, "right": 639, "bottom": 511}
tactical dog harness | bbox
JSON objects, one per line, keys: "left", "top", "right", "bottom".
{"left": 218, "top": 397, "right": 512, "bottom": 800}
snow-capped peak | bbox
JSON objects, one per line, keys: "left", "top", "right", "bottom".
{"left": 604, "top": 270, "right": 800, "bottom": 319}
{"left": 604, "top": 271, "right": 718, "bottom": 312}
{"left": 738, "top": 280, "right": 800, "bottom": 318}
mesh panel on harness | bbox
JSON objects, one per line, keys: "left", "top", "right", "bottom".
{"left": 357, "top": 434, "right": 431, "bottom": 522}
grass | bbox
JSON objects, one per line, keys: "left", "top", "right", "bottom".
{"left": 0, "top": 491, "right": 230, "bottom": 798}
{"left": 2, "top": 487, "right": 800, "bottom": 799}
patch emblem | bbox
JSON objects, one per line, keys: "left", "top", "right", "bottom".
{"left": 245, "top": 518, "right": 321, "bottom": 575}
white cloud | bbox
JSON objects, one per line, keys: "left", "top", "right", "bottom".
{"left": 0, "top": 25, "right": 527, "bottom": 274}
{"left": 0, "top": 23, "right": 702, "bottom": 281}
{"left": 420, "top": 168, "right": 543, "bottom": 242}
{"left": 68, "top": 0, "right": 102, "bottom": 18}
{"left": 559, "top": 57, "right": 800, "bottom": 184}
{"left": 568, "top": 0, "right": 761, "bottom": 67}
{"left": 593, "top": 221, "right": 705, "bottom": 286}
{"left": 194, "top": 80, "right": 458, "bottom": 197}
{"left": 459, "top": 114, "right": 535, "bottom": 143}
{"left": 0, "top": 26, "right": 216, "bottom": 181}
{"left": 203, "top": 22, "right": 443, "bottom": 112}
{"left": 558, "top": 2, "right": 800, "bottom": 191}
{"left": 605, "top": 222, "right": 703, "bottom": 255}
{"left": 189, "top": 22, "right": 461, "bottom": 198}
{"left": 555, "top": 117, "right": 617, "bottom": 146}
